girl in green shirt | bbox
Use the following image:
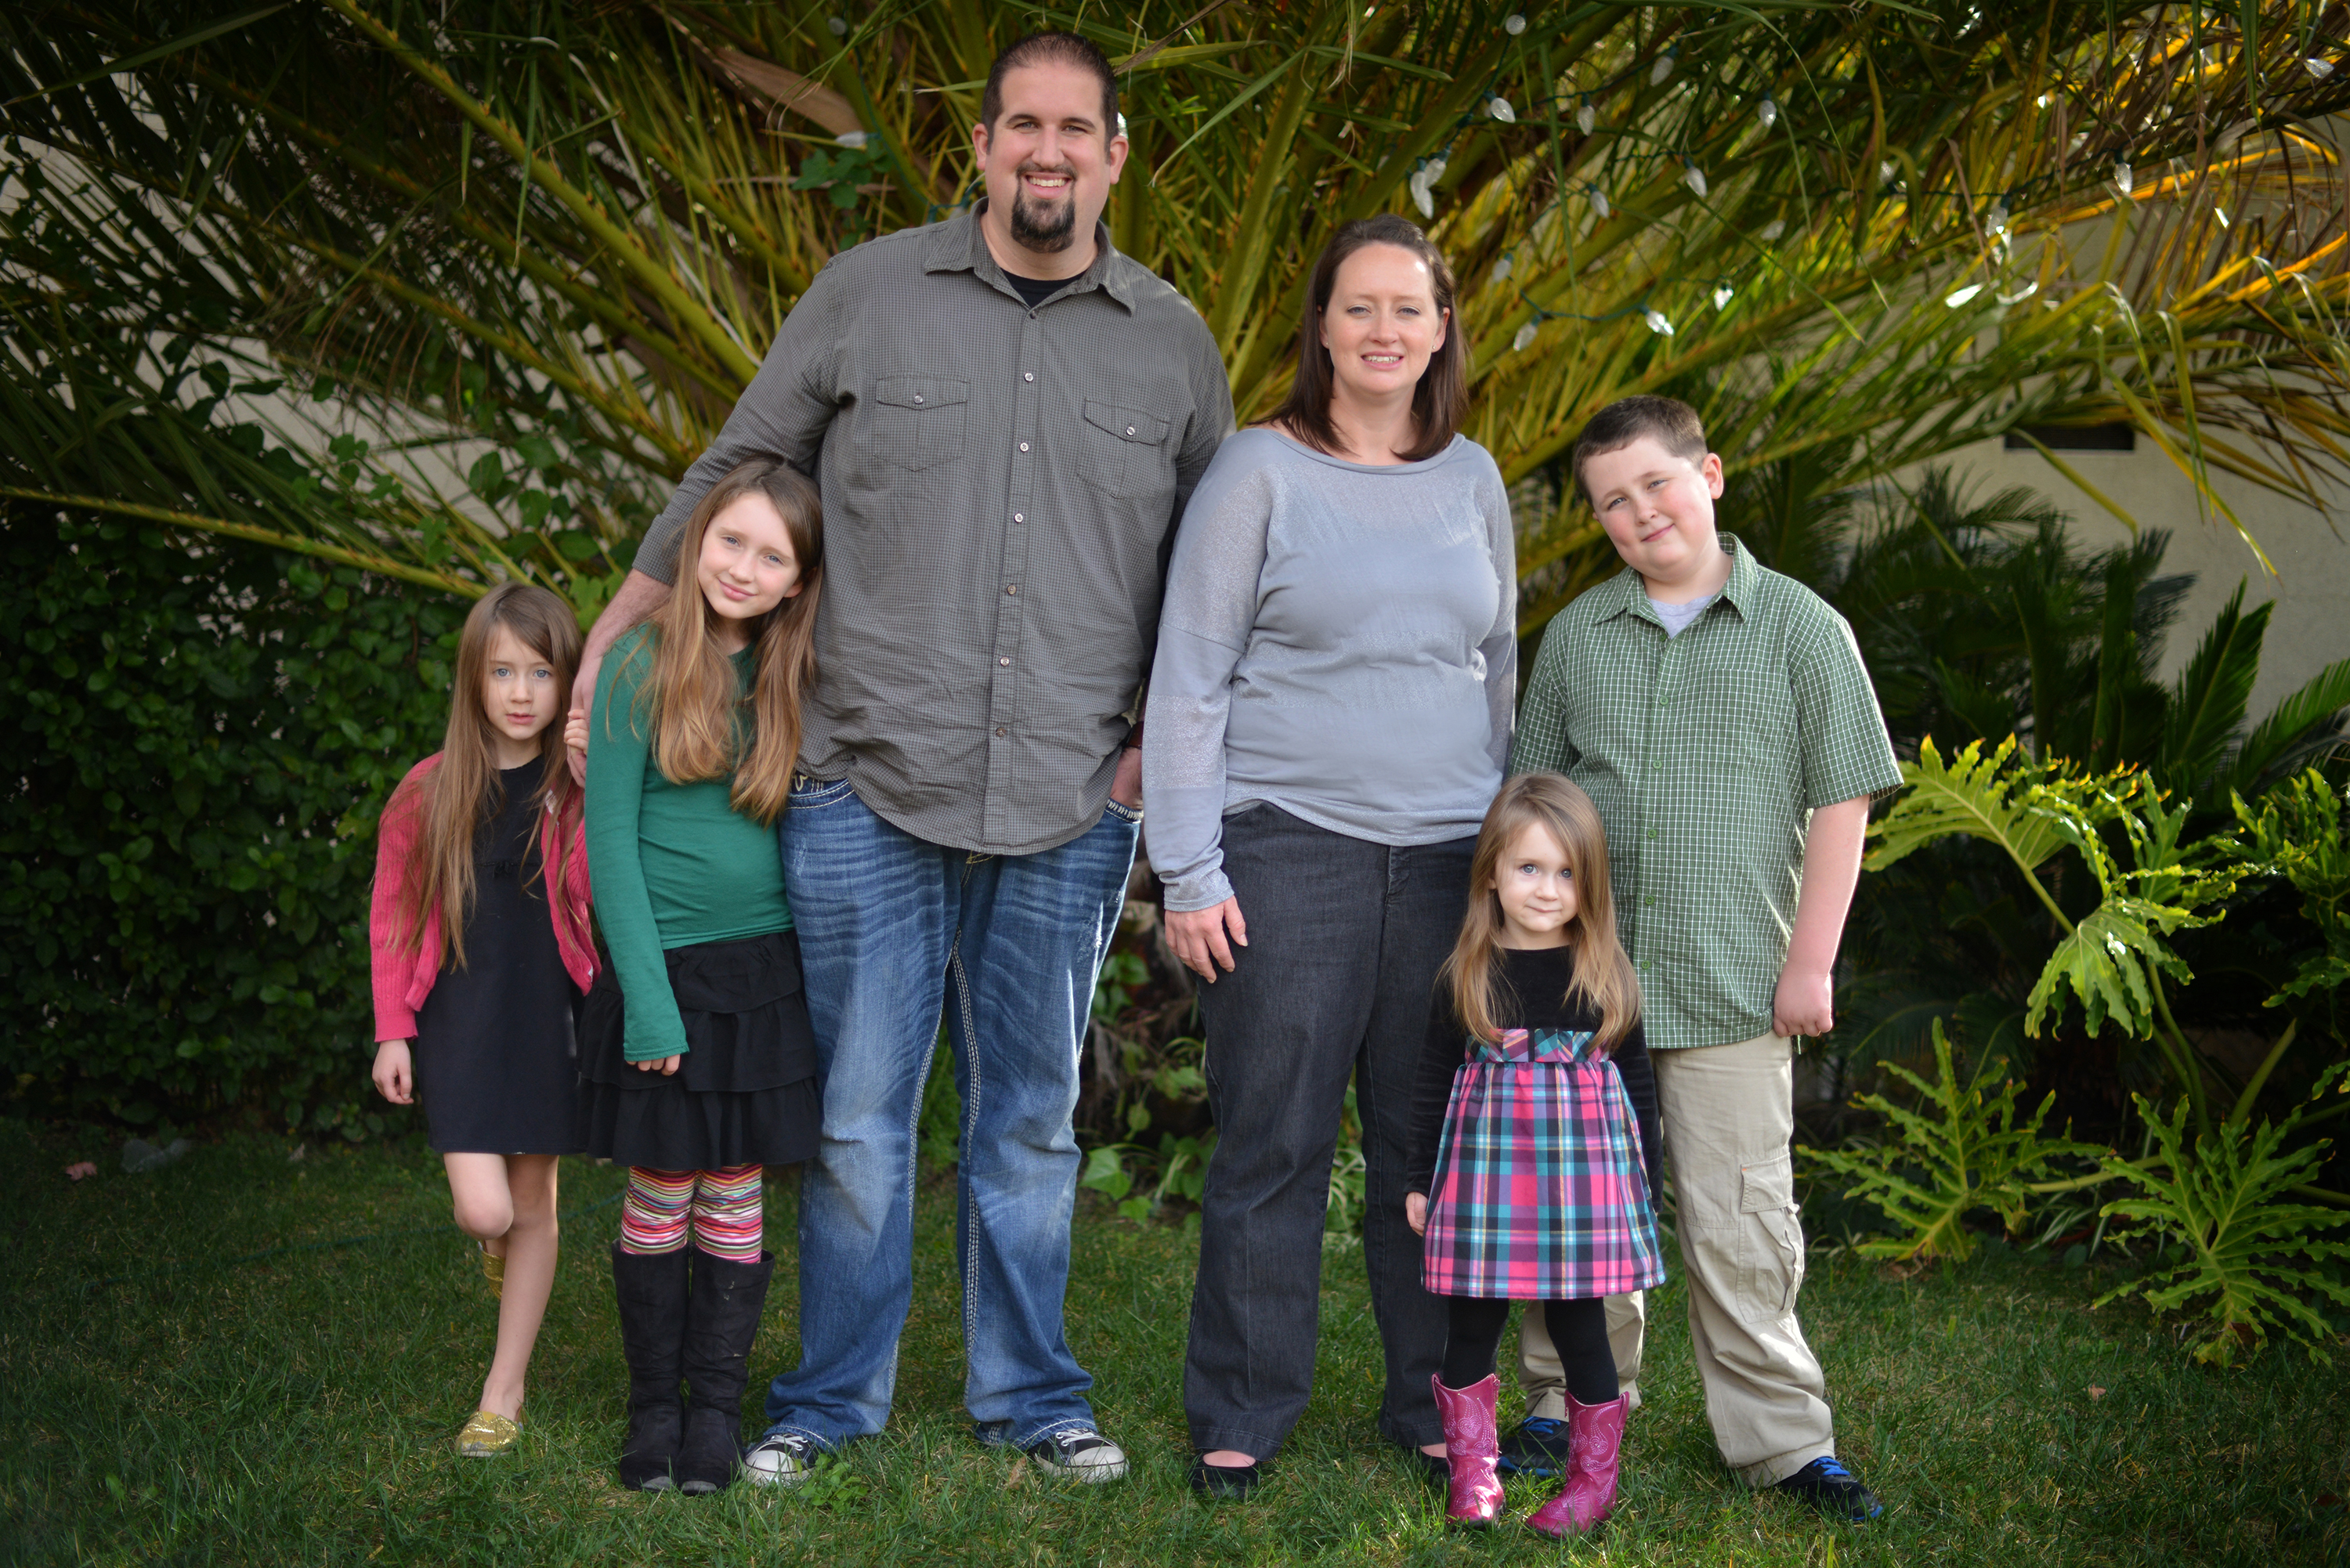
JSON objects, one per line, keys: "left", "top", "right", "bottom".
{"left": 573, "top": 457, "right": 822, "bottom": 1496}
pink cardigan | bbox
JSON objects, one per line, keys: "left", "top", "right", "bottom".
{"left": 369, "top": 753, "right": 596, "bottom": 1042}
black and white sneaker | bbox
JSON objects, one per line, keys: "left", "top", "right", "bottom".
{"left": 742, "top": 1430, "right": 822, "bottom": 1487}
{"left": 1022, "top": 1426, "right": 1129, "bottom": 1483}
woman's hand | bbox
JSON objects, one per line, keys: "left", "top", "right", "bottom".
{"left": 1405, "top": 1192, "right": 1428, "bottom": 1237}
{"left": 635, "top": 1054, "right": 682, "bottom": 1075}
{"left": 371, "top": 1039, "right": 414, "bottom": 1104}
{"left": 1165, "top": 898, "right": 1248, "bottom": 982}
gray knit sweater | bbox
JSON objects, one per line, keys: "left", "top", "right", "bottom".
{"left": 1141, "top": 428, "right": 1517, "bottom": 913}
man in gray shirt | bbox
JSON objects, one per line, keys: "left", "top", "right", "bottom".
{"left": 573, "top": 32, "right": 1231, "bottom": 1485}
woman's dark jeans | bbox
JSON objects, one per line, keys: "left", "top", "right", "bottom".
{"left": 1182, "top": 804, "right": 1475, "bottom": 1458}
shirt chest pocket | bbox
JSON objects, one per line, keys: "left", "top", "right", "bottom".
{"left": 1079, "top": 399, "right": 1171, "bottom": 500}
{"left": 868, "top": 376, "right": 968, "bottom": 472}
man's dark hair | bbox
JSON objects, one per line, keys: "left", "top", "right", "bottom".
{"left": 1570, "top": 395, "right": 1710, "bottom": 506}
{"left": 982, "top": 32, "right": 1119, "bottom": 137}
{"left": 1270, "top": 213, "right": 1466, "bottom": 462}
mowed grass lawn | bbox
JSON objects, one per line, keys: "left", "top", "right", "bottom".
{"left": 2, "top": 1119, "right": 2344, "bottom": 1566}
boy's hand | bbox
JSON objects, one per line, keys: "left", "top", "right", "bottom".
{"left": 1773, "top": 965, "right": 1835, "bottom": 1039}
{"left": 1405, "top": 1192, "right": 1428, "bottom": 1237}
{"left": 371, "top": 1039, "right": 414, "bottom": 1104}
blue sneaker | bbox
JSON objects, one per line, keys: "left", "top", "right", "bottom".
{"left": 1773, "top": 1456, "right": 1883, "bottom": 1521}
{"left": 1496, "top": 1416, "right": 1571, "bottom": 1478}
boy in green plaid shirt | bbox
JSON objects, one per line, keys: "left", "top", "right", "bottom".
{"left": 1505, "top": 396, "right": 1900, "bottom": 1522}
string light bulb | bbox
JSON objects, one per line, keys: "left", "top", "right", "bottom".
{"left": 1589, "top": 187, "right": 1611, "bottom": 220}
{"left": 1576, "top": 103, "right": 1596, "bottom": 135}
{"left": 1491, "top": 254, "right": 1513, "bottom": 284}
{"left": 1944, "top": 284, "right": 1984, "bottom": 307}
{"left": 2113, "top": 159, "right": 2133, "bottom": 200}
{"left": 1644, "top": 308, "right": 1674, "bottom": 336}
{"left": 1683, "top": 165, "right": 1708, "bottom": 198}
{"left": 1712, "top": 284, "right": 1734, "bottom": 309}
{"left": 1757, "top": 98, "right": 1778, "bottom": 131}
{"left": 1759, "top": 218, "right": 1786, "bottom": 241}
{"left": 2308, "top": 56, "right": 2335, "bottom": 79}
{"left": 1488, "top": 96, "right": 1517, "bottom": 123}
{"left": 1986, "top": 201, "right": 2009, "bottom": 233}
{"left": 1513, "top": 321, "right": 1539, "bottom": 352}
{"left": 1650, "top": 51, "right": 1675, "bottom": 86}
{"left": 1504, "top": 12, "right": 1528, "bottom": 34}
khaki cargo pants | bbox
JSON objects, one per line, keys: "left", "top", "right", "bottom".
{"left": 1516, "top": 1031, "right": 1835, "bottom": 1485}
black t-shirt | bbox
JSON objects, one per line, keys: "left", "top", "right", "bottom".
{"left": 1405, "top": 944, "right": 1662, "bottom": 1203}
{"left": 1003, "top": 269, "right": 1067, "bottom": 309}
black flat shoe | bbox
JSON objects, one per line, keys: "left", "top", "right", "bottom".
{"left": 1773, "top": 1456, "right": 1883, "bottom": 1522}
{"left": 1189, "top": 1456, "right": 1264, "bottom": 1500}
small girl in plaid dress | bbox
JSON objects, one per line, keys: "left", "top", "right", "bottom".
{"left": 1405, "top": 772, "right": 1665, "bottom": 1535}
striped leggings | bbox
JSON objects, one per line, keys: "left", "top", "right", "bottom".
{"left": 618, "top": 1165, "right": 763, "bottom": 1263}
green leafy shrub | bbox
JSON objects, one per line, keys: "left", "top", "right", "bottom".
{"left": 1802, "top": 1021, "right": 2095, "bottom": 1260}
{"left": 0, "top": 508, "right": 461, "bottom": 1130}
{"left": 2095, "top": 1066, "right": 2350, "bottom": 1364}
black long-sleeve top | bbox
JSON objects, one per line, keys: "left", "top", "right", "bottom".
{"left": 1405, "top": 945, "right": 1663, "bottom": 1204}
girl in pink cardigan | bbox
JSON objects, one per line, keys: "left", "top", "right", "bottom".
{"left": 369, "top": 583, "right": 596, "bottom": 1458}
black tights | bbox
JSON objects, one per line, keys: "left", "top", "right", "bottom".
{"left": 1441, "top": 1296, "right": 1618, "bottom": 1406}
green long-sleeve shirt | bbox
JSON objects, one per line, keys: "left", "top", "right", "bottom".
{"left": 585, "top": 626, "right": 791, "bottom": 1061}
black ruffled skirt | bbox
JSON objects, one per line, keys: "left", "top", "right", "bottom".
{"left": 577, "top": 930, "right": 821, "bottom": 1170}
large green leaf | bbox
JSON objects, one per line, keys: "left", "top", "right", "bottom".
{"left": 1864, "top": 736, "right": 2079, "bottom": 876}
{"left": 2095, "top": 1068, "right": 2350, "bottom": 1365}
{"left": 2025, "top": 895, "right": 2196, "bottom": 1039}
{"left": 1800, "top": 1020, "right": 2094, "bottom": 1261}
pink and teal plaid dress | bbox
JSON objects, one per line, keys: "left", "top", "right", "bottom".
{"left": 1421, "top": 1025, "right": 1665, "bottom": 1299}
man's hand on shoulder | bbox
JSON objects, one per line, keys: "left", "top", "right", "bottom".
{"left": 568, "top": 569, "right": 671, "bottom": 785}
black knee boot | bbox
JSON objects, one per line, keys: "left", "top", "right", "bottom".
{"left": 677, "top": 1248, "right": 775, "bottom": 1495}
{"left": 611, "top": 1242, "right": 691, "bottom": 1491}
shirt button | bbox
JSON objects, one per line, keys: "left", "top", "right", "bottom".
{"left": 912, "top": 394, "right": 924, "bottom": 404}
{"left": 999, "top": 656, "right": 1011, "bottom": 666}
{"left": 1126, "top": 425, "right": 1137, "bottom": 436}
{"left": 1645, "top": 897, "right": 1656, "bottom": 908}
{"left": 1023, "top": 372, "right": 1035, "bottom": 382}
{"left": 1646, "top": 828, "right": 1658, "bottom": 840}
{"left": 996, "top": 727, "right": 1007, "bottom": 737}
{"left": 1005, "top": 584, "right": 1018, "bottom": 595}
{"left": 1012, "top": 512, "right": 1025, "bottom": 523}
{"left": 1019, "top": 442, "right": 1029, "bottom": 453}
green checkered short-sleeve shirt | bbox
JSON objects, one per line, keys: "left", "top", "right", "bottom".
{"left": 1511, "top": 535, "right": 1901, "bottom": 1050}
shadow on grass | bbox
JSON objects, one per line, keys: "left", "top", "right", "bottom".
{"left": 1, "top": 1120, "right": 2343, "bottom": 1566}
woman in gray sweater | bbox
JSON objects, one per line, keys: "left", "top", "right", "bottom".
{"left": 1143, "top": 215, "right": 1517, "bottom": 1497}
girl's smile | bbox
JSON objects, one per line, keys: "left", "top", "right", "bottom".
{"left": 695, "top": 493, "right": 805, "bottom": 651}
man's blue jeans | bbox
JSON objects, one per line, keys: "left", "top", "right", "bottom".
{"left": 761, "top": 777, "right": 1139, "bottom": 1449}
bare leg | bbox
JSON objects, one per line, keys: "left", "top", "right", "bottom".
{"left": 446, "top": 1152, "right": 563, "bottom": 1420}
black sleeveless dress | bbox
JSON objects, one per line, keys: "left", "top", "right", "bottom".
{"left": 410, "top": 758, "right": 585, "bottom": 1155}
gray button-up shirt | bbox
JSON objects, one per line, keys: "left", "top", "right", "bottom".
{"left": 635, "top": 206, "right": 1235, "bottom": 854}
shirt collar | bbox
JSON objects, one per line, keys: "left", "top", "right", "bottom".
{"left": 1596, "top": 533, "right": 1758, "bottom": 627}
{"left": 922, "top": 202, "right": 1137, "bottom": 312}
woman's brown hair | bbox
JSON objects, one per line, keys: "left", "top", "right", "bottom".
{"left": 393, "top": 582, "right": 581, "bottom": 967}
{"left": 617, "top": 457, "right": 822, "bottom": 826}
{"left": 1269, "top": 212, "right": 1466, "bottom": 462}
{"left": 1441, "top": 773, "right": 1643, "bottom": 1053}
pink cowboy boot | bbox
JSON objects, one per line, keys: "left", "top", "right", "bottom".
{"left": 1525, "top": 1391, "right": 1629, "bottom": 1537}
{"left": 1429, "top": 1375, "right": 1506, "bottom": 1526}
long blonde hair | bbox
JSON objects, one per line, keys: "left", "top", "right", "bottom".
{"left": 393, "top": 582, "right": 580, "bottom": 967}
{"left": 1441, "top": 773, "right": 1642, "bottom": 1053}
{"left": 624, "top": 457, "right": 822, "bottom": 825}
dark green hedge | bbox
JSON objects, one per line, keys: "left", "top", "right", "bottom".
{"left": 1, "top": 508, "right": 464, "bottom": 1133}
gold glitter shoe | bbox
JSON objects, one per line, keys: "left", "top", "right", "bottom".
{"left": 457, "top": 1408, "right": 522, "bottom": 1458}
{"left": 479, "top": 1241, "right": 504, "bottom": 1299}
